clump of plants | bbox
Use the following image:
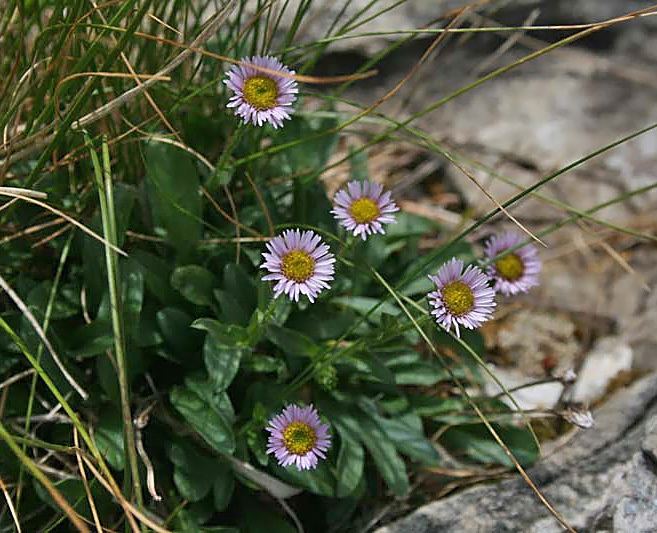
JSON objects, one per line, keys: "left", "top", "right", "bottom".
{"left": 1, "top": 1, "right": 654, "bottom": 532}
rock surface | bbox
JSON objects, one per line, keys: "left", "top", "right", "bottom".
{"left": 376, "top": 373, "right": 657, "bottom": 533}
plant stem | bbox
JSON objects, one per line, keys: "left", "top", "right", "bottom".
{"left": 87, "top": 133, "right": 143, "bottom": 508}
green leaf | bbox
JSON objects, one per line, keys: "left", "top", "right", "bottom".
{"left": 352, "top": 413, "right": 409, "bottom": 496}
{"left": 192, "top": 318, "right": 248, "bottom": 345}
{"left": 168, "top": 441, "right": 217, "bottom": 501}
{"left": 215, "top": 264, "right": 256, "bottom": 326}
{"left": 94, "top": 411, "right": 125, "bottom": 470}
{"left": 171, "top": 265, "right": 218, "bottom": 306}
{"left": 247, "top": 426, "right": 270, "bottom": 467}
{"left": 441, "top": 424, "right": 539, "bottom": 468}
{"left": 211, "top": 161, "right": 234, "bottom": 187}
{"left": 343, "top": 355, "right": 395, "bottom": 385}
{"left": 68, "top": 320, "right": 114, "bottom": 358}
{"left": 170, "top": 386, "right": 235, "bottom": 454}
{"left": 33, "top": 478, "right": 113, "bottom": 521}
{"left": 0, "top": 354, "right": 19, "bottom": 375}
{"left": 243, "top": 355, "right": 287, "bottom": 380}
{"left": 213, "top": 466, "right": 235, "bottom": 511}
{"left": 390, "top": 361, "right": 448, "bottom": 386}
{"left": 240, "top": 496, "right": 296, "bottom": 533}
{"left": 203, "top": 330, "right": 247, "bottom": 391}
{"left": 372, "top": 413, "right": 440, "bottom": 466}
{"left": 112, "top": 183, "right": 138, "bottom": 247}
{"left": 145, "top": 142, "right": 202, "bottom": 256}
{"left": 255, "top": 284, "right": 292, "bottom": 326}
{"left": 272, "top": 461, "right": 335, "bottom": 497}
{"left": 81, "top": 183, "right": 137, "bottom": 309}
{"left": 132, "top": 250, "right": 179, "bottom": 305}
{"left": 175, "top": 505, "right": 239, "bottom": 533}
{"left": 214, "top": 289, "right": 251, "bottom": 326}
{"left": 156, "top": 307, "right": 203, "bottom": 356}
{"left": 266, "top": 325, "right": 318, "bottom": 358}
{"left": 408, "top": 395, "right": 470, "bottom": 419}
{"left": 332, "top": 296, "right": 400, "bottom": 325}
{"left": 286, "top": 304, "right": 355, "bottom": 341}
{"left": 335, "top": 426, "right": 365, "bottom": 497}
{"left": 224, "top": 263, "right": 257, "bottom": 314}
{"left": 322, "top": 401, "right": 409, "bottom": 497}
{"left": 26, "top": 282, "right": 79, "bottom": 320}
{"left": 292, "top": 178, "right": 336, "bottom": 229}
{"left": 357, "top": 397, "right": 440, "bottom": 465}
{"left": 400, "top": 276, "right": 434, "bottom": 297}
{"left": 387, "top": 211, "right": 441, "bottom": 240}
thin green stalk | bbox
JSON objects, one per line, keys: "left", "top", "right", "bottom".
{"left": 86, "top": 133, "right": 143, "bottom": 508}
{"left": 0, "top": 421, "right": 90, "bottom": 533}
{"left": 206, "top": 122, "right": 245, "bottom": 191}
{"left": 281, "top": 0, "right": 311, "bottom": 50}
{"left": 10, "top": 434, "right": 78, "bottom": 455}
{"left": 340, "top": 0, "right": 407, "bottom": 35}
{"left": 16, "top": 231, "right": 74, "bottom": 512}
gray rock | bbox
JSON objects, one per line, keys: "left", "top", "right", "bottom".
{"left": 307, "top": 0, "right": 657, "bottom": 225}
{"left": 375, "top": 373, "right": 657, "bottom": 533}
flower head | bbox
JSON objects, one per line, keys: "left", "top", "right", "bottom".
{"left": 266, "top": 404, "right": 331, "bottom": 471}
{"left": 260, "top": 229, "right": 335, "bottom": 302}
{"left": 428, "top": 258, "right": 496, "bottom": 337}
{"left": 331, "top": 180, "right": 399, "bottom": 240}
{"left": 484, "top": 232, "right": 541, "bottom": 296}
{"left": 224, "top": 55, "right": 298, "bottom": 128}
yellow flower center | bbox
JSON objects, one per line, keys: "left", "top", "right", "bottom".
{"left": 442, "top": 281, "right": 475, "bottom": 316}
{"left": 282, "top": 250, "right": 315, "bottom": 282}
{"left": 349, "top": 197, "right": 380, "bottom": 224}
{"left": 282, "top": 421, "right": 317, "bottom": 456}
{"left": 495, "top": 253, "right": 524, "bottom": 281}
{"left": 243, "top": 76, "right": 278, "bottom": 110}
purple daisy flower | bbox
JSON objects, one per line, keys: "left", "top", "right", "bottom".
{"left": 484, "top": 231, "right": 541, "bottom": 296}
{"left": 224, "top": 55, "right": 298, "bottom": 128}
{"left": 260, "top": 229, "right": 335, "bottom": 303}
{"left": 427, "top": 258, "right": 496, "bottom": 337}
{"left": 266, "top": 404, "right": 332, "bottom": 471}
{"left": 331, "top": 180, "right": 399, "bottom": 240}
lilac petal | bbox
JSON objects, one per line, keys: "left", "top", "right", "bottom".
{"left": 427, "top": 258, "right": 496, "bottom": 338}
{"left": 331, "top": 180, "right": 399, "bottom": 241}
{"left": 223, "top": 55, "right": 298, "bottom": 128}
